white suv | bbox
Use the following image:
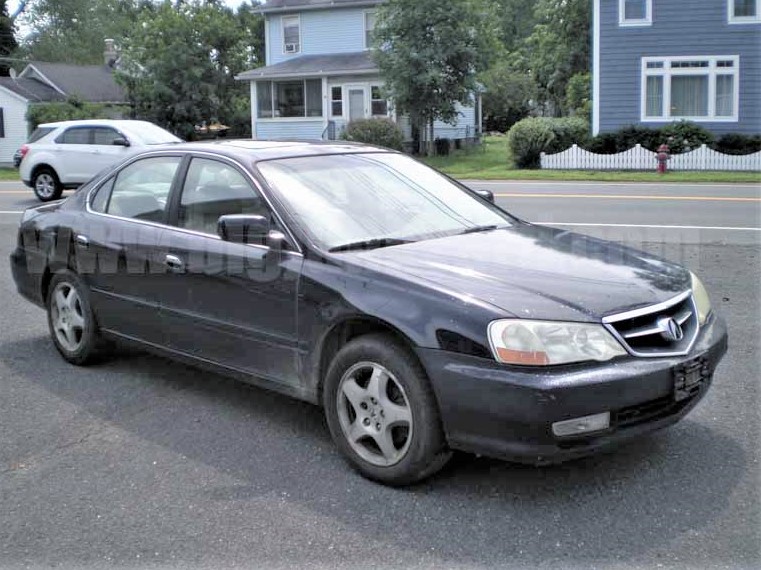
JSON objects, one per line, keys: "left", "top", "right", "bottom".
{"left": 19, "top": 120, "right": 182, "bottom": 201}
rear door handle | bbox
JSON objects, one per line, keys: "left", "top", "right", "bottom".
{"left": 75, "top": 234, "right": 89, "bottom": 248}
{"left": 164, "top": 254, "right": 184, "bottom": 272}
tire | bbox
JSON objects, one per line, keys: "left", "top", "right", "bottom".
{"left": 323, "top": 333, "right": 451, "bottom": 486}
{"left": 33, "top": 167, "right": 63, "bottom": 202}
{"left": 46, "top": 270, "right": 104, "bottom": 365}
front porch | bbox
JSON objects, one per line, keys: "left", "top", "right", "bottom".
{"left": 237, "top": 52, "right": 389, "bottom": 141}
{"left": 236, "top": 51, "right": 482, "bottom": 144}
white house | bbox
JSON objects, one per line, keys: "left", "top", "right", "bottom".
{"left": 236, "top": 0, "right": 482, "bottom": 145}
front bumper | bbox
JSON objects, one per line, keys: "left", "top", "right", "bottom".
{"left": 417, "top": 314, "right": 728, "bottom": 465}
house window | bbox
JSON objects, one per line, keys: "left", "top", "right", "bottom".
{"left": 331, "top": 86, "right": 343, "bottom": 117}
{"left": 365, "top": 11, "right": 376, "bottom": 49}
{"left": 257, "top": 80, "right": 323, "bottom": 118}
{"left": 729, "top": 0, "right": 760, "bottom": 22}
{"left": 641, "top": 56, "right": 739, "bottom": 122}
{"left": 370, "top": 86, "right": 388, "bottom": 116}
{"left": 0, "top": 108, "right": 4, "bottom": 138}
{"left": 282, "top": 15, "right": 300, "bottom": 54}
{"left": 619, "top": 0, "right": 652, "bottom": 26}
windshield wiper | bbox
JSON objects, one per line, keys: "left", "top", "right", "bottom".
{"left": 328, "top": 237, "right": 412, "bottom": 253}
{"left": 460, "top": 224, "right": 499, "bottom": 235}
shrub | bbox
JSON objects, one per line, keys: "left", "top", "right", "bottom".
{"left": 585, "top": 121, "right": 718, "bottom": 155}
{"left": 434, "top": 137, "right": 451, "bottom": 156}
{"left": 26, "top": 97, "right": 127, "bottom": 130}
{"left": 712, "top": 133, "right": 761, "bottom": 155}
{"left": 341, "top": 118, "right": 404, "bottom": 150}
{"left": 507, "top": 117, "right": 589, "bottom": 168}
{"left": 660, "top": 121, "right": 714, "bottom": 154}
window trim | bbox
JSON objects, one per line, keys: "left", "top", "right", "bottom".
{"left": 85, "top": 150, "right": 304, "bottom": 255}
{"left": 330, "top": 85, "right": 343, "bottom": 118}
{"left": 728, "top": 0, "right": 761, "bottom": 23}
{"left": 619, "top": 0, "right": 652, "bottom": 27}
{"left": 281, "top": 14, "right": 301, "bottom": 55}
{"left": 640, "top": 55, "right": 740, "bottom": 123}
{"left": 370, "top": 85, "right": 388, "bottom": 117}
{"left": 257, "top": 79, "right": 324, "bottom": 119}
{"left": 364, "top": 10, "right": 376, "bottom": 50}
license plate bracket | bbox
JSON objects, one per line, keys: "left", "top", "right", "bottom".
{"left": 673, "top": 358, "right": 706, "bottom": 402}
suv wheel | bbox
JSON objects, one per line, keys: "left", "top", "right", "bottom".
{"left": 323, "top": 334, "right": 451, "bottom": 486}
{"left": 33, "top": 168, "right": 63, "bottom": 202}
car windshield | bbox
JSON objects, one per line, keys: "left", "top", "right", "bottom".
{"left": 257, "top": 153, "right": 513, "bottom": 251}
{"left": 129, "top": 123, "right": 182, "bottom": 145}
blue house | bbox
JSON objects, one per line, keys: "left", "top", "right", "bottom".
{"left": 592, "top": 0, "right": 761, "bottom": 135}
{"left": 236, "top": 0, "right": 481, "bottom": 143}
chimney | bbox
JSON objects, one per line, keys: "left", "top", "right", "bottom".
{"left": 104, "top": 38, "right": 117, "bottom": 67}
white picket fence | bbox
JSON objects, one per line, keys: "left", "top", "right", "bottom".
{"left": 541, "top": 144, "right": 761, "bottom": 171}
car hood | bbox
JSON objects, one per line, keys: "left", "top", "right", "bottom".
{"left": 341, "top": 223, "right": 691, "bottom": 322}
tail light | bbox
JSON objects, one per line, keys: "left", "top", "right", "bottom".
{"left": 19, "top": 144, "right": 29, "bottom": 160}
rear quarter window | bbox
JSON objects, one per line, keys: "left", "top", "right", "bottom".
{"left": 27, "top": 127, "right": 55, "bottom": 143}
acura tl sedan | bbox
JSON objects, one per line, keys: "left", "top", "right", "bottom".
{"left": 10, "top": 141, "right": 728, "bottom": 486}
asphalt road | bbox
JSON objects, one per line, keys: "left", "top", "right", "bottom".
{"left": 0, "top": 180, "right": 759, "bottom": 569}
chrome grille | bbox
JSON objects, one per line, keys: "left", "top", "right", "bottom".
{"left": 603, "top": 291, "right": 699, "bottom": 357}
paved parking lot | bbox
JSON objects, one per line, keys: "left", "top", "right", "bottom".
{"left": 0, "top": 181, "right": 759, "bottom": 569}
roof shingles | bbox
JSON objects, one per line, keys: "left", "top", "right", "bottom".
{"left": 237, "top": 51, "right": 377, "bottom": 80}
{"left": 22, "top": 62, "right": 126, "bottom": 103}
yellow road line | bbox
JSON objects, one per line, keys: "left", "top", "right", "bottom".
{"left": 494, "top": 193, "right": 761, "bottom": 202}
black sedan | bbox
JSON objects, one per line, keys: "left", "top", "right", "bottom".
{"left": 9, "top": 141, "right": 728, "bottom": 486}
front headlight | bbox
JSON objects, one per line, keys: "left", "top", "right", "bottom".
{"left": 488, "top": 320, "right": 627, "bottom": 366}
{"left": 690, "top": 272, "right": 712, "bottom": 325}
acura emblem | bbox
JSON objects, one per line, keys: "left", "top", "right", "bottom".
{"left": 657, "top": 316, "right": 684, "bottom": 342}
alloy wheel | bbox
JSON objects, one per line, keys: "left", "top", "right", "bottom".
{"left": 50, "top": 282, "right": 86, "bottom": 352}
{"left": 336, "top": 362, "right": 413, "bottom": 467}
{"left": 35, "top": 173, "right": 56, "bottom": 199}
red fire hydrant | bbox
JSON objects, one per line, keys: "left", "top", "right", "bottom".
{"left": 656, "top": 143, "right": 671, "bottom": 174}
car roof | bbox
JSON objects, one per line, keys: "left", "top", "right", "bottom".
{"left": 138, "top": 139, "right": 396, "bottom": 163}
{"left": 38, "top": 119, "right": 160, "bottom": 129}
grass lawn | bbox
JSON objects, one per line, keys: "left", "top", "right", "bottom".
{"left": 421, "top": 136, "right": 761, "bottom": 183}
{"left": 0, "top": 168, "right": 21, "bottom": 181}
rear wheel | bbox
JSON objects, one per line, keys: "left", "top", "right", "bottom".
{"left": 323, "top": 334, "right": 451, "bottom": 486}
{"left": 33, "top": 168, "right": 63, "bottom": 202}
{"left": 46, "top": 271, "right": 103, "bottom": 365}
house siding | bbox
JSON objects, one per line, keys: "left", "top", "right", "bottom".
{"left": 0, "top": 89, "right": 29, "bottom": 165}
{"left": 267, "top": 7, "right": 370, "bottom": 66}
{"left": 256, "top": 120, "right": 326, "bottom": 140}
{"left": 599, "top": 0, "right": 761, "bottom": 135}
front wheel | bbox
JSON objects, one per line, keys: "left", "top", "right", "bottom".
{"left": 323, "top": 334, "right": 451, "bottom": 486}
{"left": 33, "top": 168, "right": 63, "bottom": 202}
{"left": 46, "top": 270, "right": 103, "bottom": 365}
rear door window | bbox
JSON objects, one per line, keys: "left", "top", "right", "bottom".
{"left": 56, "top": 127, "right": 92, "bottom": 144}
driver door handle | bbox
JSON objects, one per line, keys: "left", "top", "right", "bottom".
{"left": 164, "top": 254, "right": 184, "bottom": 272}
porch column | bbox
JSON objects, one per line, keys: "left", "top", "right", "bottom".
{"left": 250, "top": 81, "right": 257, "bottom": 140}
{"left": 322, "top": 76, "right": 329, "bottom": 138}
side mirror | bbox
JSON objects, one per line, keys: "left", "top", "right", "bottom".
{"left": 218, "top": 214, "right": 270, "bottom": 244}
{"left": 474, "top": 189, "right": 495, "bottom": 203}
{"left": 113, "top": 137, "right": 131, "bottom": 147}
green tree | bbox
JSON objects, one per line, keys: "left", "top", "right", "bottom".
{"left": 565, "top": 71, "right": 591, "bottom": 122}
{"left": 15, "top": 0, "right": 147, "bottom": 64}
{"left": 491, "top": 0, "right": 537, "bottom": 53}
{"left": 0, "top": 0, "right": 17, "bottom": 75}
{"left": 523, "top": 0, "right": 590, "bottom": 115}
{"left": 479, "top": 61, "right": 537, "bottom": 132}
{"left": 372, "top": 0, "right": 498, "bottom": 155}
{"left": 117, "top": 0, "right": 264, "bottom": 140}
